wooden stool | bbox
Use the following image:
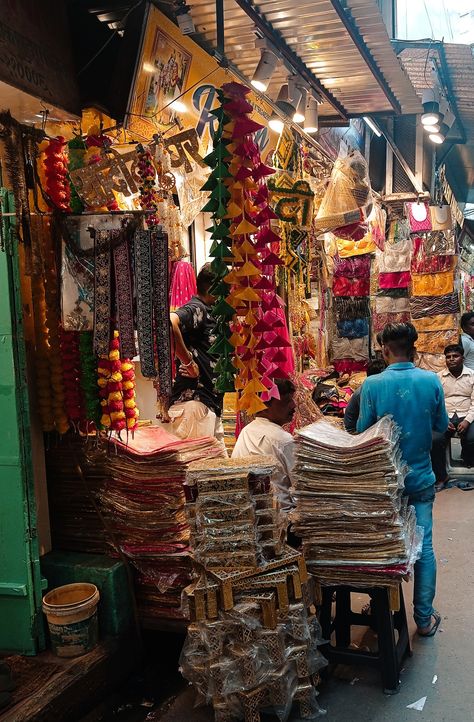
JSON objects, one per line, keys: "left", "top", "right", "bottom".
{"left": 319, "top": 584, "right": 411, "bottom": 694}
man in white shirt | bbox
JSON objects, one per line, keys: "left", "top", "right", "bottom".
{"left": 460, "top": 312, "right": 474, "bottom": 370}
{"left": 232, "top": 378, "right": 296, "bottom": 511}
{"left": 431, "top": 343, "right": 474, "bottom": 491}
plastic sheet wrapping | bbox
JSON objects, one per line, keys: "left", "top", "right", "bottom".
{"left": 412, "top": 313, "right": 458, "bottom": 332}
{"left": 330, "top": 336, "right": 369, "bottom": 362}
{"left": 410, "top": 291, "right": 460, "bottom": 318}
{"left": 333, "top": 253, "right": 371, "bottom": 279}
{"left": 422, "top": 229, "right": 456, "bottom": 256}
{"left": 374, "top": 296, "right": 411, "bottom": 314}
{"left": 372, "top": 312, "right": 411, "bottom": 334}
{"left": 378, "top": 271, "right": 411, "bottom": 289}
{"left": 333, "top": 297, "right": 370, "bottom": 321}
{"left": 315, "top": 150, "right": 373, "bottom": 236}
{"left": 411, "top": 236, "right": 454, "bottom": 274}
{"left": 335, "top": 234, "right": 376, "bottom": 257}
{"left": 336, "top": 319, "right": 369, "bottom": 339}
{"left": 332, "top": 276, "right": 370, "bottom": 297}
{"left": 290, "top": 418, "right": 419, "bottom": 570}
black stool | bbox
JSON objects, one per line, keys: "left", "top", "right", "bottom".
{"left": 319, "top": 584, "right": 411, "bottom": 694}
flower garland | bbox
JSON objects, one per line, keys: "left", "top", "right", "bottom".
{"left": 137, "top": 145, "right": 162, "bottom": 226}
{"left": 60, "top": 329, "right": 83, "bottom": 425}
{"left": 31, "top": 272, "right": 55, "bottom": 432}
{"left": 42, "top": 136, "right": 71, "bottom": 211}
{"left": 84, "top": 127, "right": 119, "bottom": 211}
{"left": 97, "top": 331, "right": 139, "bottom": 432}
{"left": 79, "top": 331, "right": 100, "bottom": 430}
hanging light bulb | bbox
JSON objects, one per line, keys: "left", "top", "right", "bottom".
{"left": 303, "top": 95, "right": 319, "bottom": 134}
{"left": 429, "top": 132, "right": 444, "bottom": 144}
{"left": 268, "top": 115, "right": 285, "bottom": 133}
{"left": 429, "top": 106, "right": 456, "bottom": 145}
{"left": 293, "top": 87, "right": 307, "bottom": 123}
{"left": 251, "top": 48, "right": 279, "bottom": 92}
{"left": 423, "top": 122, "right": 441, "bottom": 133}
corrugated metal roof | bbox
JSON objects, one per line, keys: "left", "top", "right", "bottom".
{"left": 188, "top": 0, "right": 421, "bottom": 118}
{"left": 399, "top": 42, "right": 474, "bottom": 205}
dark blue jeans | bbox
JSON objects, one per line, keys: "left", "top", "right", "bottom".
{"left": 408, "top": 486, "right": 436, "bottom": 628}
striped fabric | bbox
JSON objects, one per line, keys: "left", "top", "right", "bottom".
{"left": 410, "top": 293, "right": 460, "bottom": 319}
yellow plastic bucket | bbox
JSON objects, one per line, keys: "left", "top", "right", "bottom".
{"left": 42, "top": 583, "right": 100, "bottom": 658}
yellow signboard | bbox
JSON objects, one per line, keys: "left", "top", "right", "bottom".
{"left": 126, "top": 5, "right": 276, "bottom": 160}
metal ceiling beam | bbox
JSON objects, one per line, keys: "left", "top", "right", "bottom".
{"left": 231, "top": 0, "right": 349, "bottom": 120}
{"left": 329, "top": 0, "right": 401, "bottom": 115}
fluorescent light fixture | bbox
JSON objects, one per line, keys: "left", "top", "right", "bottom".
{"left": 170, "top": 100, "right": 187, "bottom": 113}
{"left": 303, "top": 96, "right": 318, "bottom": 134}
{"left": 251, "top": 48, "right": 279, "bottom": 92}
{"left": 363, "top": 116, "right": 381, "bottom": 137}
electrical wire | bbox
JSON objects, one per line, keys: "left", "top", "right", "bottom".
{"left": 422, "top": 0, "right": 435, "bottom": 39}
{"left": 78, "top": 0, "right": 144, "bottom": 76}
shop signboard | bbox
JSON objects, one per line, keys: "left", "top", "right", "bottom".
{"left": 0, "top": 0, "right": 80, "bottom": 115}
{"left": 126, "top": 5, "right": 275, "bottom": 163}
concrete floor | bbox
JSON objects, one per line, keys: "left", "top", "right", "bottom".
{"left": 156, "top": 486, "right": 474, "bottom": 722}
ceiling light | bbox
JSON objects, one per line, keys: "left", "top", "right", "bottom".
{"left": 274, "top": 84, "right": 297, "bottom": 117}
{"left": 268, "top": 114, "right": 284, "bottom": 133}
{"left": 428, "top": 107, "right": 456, "bottom": 145}
{"left": 363, "top": 116, "right": 381, "bottom": 137}
{"left": 143, "top": 61, "right": 156, "bottom": 74}
{"left": 174, "top": 1, "right": 195, "bottom": 34}
{"left": 251, "top": 48, "right": 279, "bottom": 92}
{"left": 293, "top": 87, "right": 307, "bottom": 124}
{"left": 421, "top": 87, "right": 440, "bottom": 125}
{"left": 303, "top": 96, "right": 319, "bottom": 134}
{"left": 170, "top": 100, "right": 187, "bottom": 112}
{"left": 423, "top": 122, "right": 440, "bottom": 133}
{"left": 429, "top": 133, "right": 444, "bottom": 144}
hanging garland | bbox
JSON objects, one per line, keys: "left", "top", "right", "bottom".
{"left": 137, "top": 145, "right": 162, "bottom": 226}
{"left": 68, "top": 136, "right": 86, "bottom": 214}
{"left": 42, "top": 136, "right": 71, "bottom": 211}
{"left": 60, "top": 329, "right": 83, "bottom": 425}
{"left": 97, "top": 331, "right": 139, "bottom": 432}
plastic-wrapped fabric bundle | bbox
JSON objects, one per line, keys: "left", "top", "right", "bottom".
{"left": 415, "top": 329, "right": 459, "bottom": 354}
{"left": 376, "top": 239, "right": 412, "bottom": 273}
{"left": 333, "top": 253, "right": 371, "bottom": 278}
{"left": 336, "top": 318, "right": 369, "bottom": 339}
{"left": 333, "top": 276, "right": 370, "bottom": 297}
{"left": 330, "top": 335, "right": 369, "bottom": 362}
{"left": 378, "top": 271, "right": 411, "bottom": 289}
{"left": 412, "top": 313, "right": 458, "bottom": 332}
{"left": 374, "top": 296, "right": 410, "bottom": 314}
{"left": 410, "top": 292, "right": 460, "bottom": 318}
{"left": 372, "top": 312, "right": 411, "bottom": 334}
{"left": 416, "top": 352, "right": 446, "bottom": 373}
{"left": 290, "top": 417, "right": 421, "bottom": 572}
{"left": 423, "top": 230, "right": 456, "bottom": 256}
{"left": 335, "top": 234, "right": 376, "bottom": 257}
{"left": 411, "top": 236, "right": 454, "bottom": 274}
{"left": 333, "top": 297, "right": 370, "bottom": 321}
{"left": 412, "top": 270, "right": 455, "bottom": 296}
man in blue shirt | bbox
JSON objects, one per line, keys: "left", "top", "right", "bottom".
{"left": 357, "top": 323, "right": 448, "bottom": 637}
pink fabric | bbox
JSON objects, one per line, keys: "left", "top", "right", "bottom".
{"left": 378, "top": 271, "right": 411, "bottom": 289}
{"left": 333, "top": 277, "right": 370, "bottom": 296}
{"left": 169, "top": 261, "right": 197, "bottom": 311}
{"left": 406, "top": 202, "right": 432, "bottom": 233}
{"left": 332, "top": 359, "right": 368, "bottom": 374}
{"left": 333, "top": 254, "right": 371, "bottom": 279}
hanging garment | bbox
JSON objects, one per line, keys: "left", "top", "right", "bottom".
{"left": 412, "top": 313, "right": 458, "bottom": 333}
{"left": 93, "top": 230, "right": 112, "bottom": 356}
{"left": 376, "top": 287, "right": 409, "bottom": 298}
{"left": 333, "top": 276, "right": 370, "bottom": 297}
{"left": 412, "top": 270, "right": 454, "bottom": 297}
{"left": 415, "top": 330, "right": 459, "bottom": 354}
{"left": 333, "top": 253, "right": 371, "bottom": 279}
{"left": 336, "top": 318, "right": 369, "bottom": 339}
{"left": 430, "top": 205, "right": 452, "bottom": 231}
{"left": 372, "top": 312, "right": 412, "bottom": 333}
{"left": 411, "top": 236, "right": 454, "bottom": 274}
{"left": 405, "top": 201, "right": 432, "bottom": 233}
{"left": 331, "top": 335, "right": 369, "bottom": 362}
{"left": 333, "top": 297, "right": 371, "bottom": 321}
{"left": 370, "top": 204, "right": 387, "bottom": 251}
{"left": 152, "top": 230, "right": 172, "bottom": 400}
{"left": 335, "top": 234, "right": 376, "bottom": 258}
{"left": 423, "top": 230, "right": 456, "bottom": 256}
{"left": 378, "top": 271, "right": 411, "bottom": 289}
{"left": 387, "top": 218, "right": 411, "bottom": 244}
{"left": 169, "top": 260, "right": 197, "bottom": 311}
{"left": 375, "top": 296, "right": 410, "bottom": 314}
{"left": 416, "top": 352, "right": 447, "bottom": 374}
{"left": 410, "top": 292, "right": 460, "bottom": 319}
{"left": 376, "top": 239, "right": 412, "bottom": 273}
{"left": 332, "top": 359, "right": 368, "bottom": 374}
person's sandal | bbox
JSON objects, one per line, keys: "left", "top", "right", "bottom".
{"left": 417, "top": 611, "right": 441, "bottom": 637}
{"left": 435, "top": 479, "right": 448, "bottom": 493}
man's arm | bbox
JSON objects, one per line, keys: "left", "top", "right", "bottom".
{"left": 344, "top": 388, "right": 361, "bottom": 432}
{"left": 356, "top": 383, "right": 377, "bottom": 433}
{"left": 432, "top": 378, "right": 449, "bottom": 434}
{"left": 170, "top": 312, "right": 199, "bottom": 378}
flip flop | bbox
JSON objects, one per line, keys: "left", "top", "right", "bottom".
{"left": 417, "top": 611, "right": 441, "bottom": 637}
{"left": 456, "top": 480, "right": 474, "bottom": 491}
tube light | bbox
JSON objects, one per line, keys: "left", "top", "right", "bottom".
{"left": 363, "top": 116, "right": 381, "bottom": 137}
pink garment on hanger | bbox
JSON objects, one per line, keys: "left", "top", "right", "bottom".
{"left": 406, "top": 202, "right": 432, "bottom": 233}
{"left": 169, "top": 261, "right": 197, "bottom": 311}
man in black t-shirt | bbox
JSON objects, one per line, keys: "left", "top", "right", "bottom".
{"left": 167, "top": 264, "right": 226, "bottom": 452}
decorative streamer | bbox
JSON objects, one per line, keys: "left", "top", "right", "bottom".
{"left": 93, "top": 230, "right": 113, "bottom": 356}
{"left": 152, "top": 229, "right": 172, "bottom": 410}
{"left": 134, "top": 229, "right": 157, "bottom": 378}
{"left": 113, "top": 239, "right": 136, "bottom": 359}
{"left": 79, "top": 330, "right": 100, "bottom": 429}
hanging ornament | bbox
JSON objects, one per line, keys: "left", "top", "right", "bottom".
{"left": 79, "top": 330, "right": 100, "bottom": 430}
{"left": 97, "top": 331, "right": 139, "bottom": 432}
{"left": 137, "top": 145, "right": 162, "bottom": 226}
{"left": 42, "top": 136, "right": 71, "bottom": 211}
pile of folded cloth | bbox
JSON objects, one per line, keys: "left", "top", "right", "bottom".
{"left": 290, "top": 417, "right": 422, "bottom": 586}
{"left": 98, "top": 427, "right": 223, "bottom": 623}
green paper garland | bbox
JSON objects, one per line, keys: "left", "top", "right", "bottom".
{"left": 79, "top": 331, "right": 100, "bottom": 427}
{"left": 68, "top": 136, "right": 86, "bottom": 214}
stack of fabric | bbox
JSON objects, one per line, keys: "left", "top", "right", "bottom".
{"left": 290, "top": 417, "right": 421, "bottom": 586}
{"left": 180, "top": 456, "right": 326, "bottom": 722}
{"left": 98, "top": 427, "right": 223, "bottom": 624}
